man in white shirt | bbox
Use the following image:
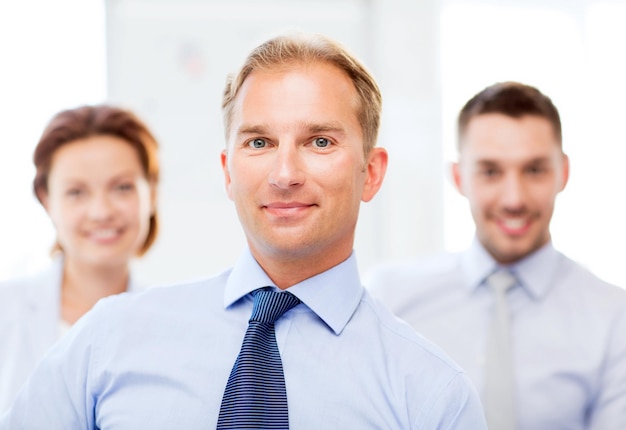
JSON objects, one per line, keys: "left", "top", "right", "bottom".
{"left": 367, "top": 81, "right": 626, "bottom": 430}
{"left": 1, "top": 32, "right": 487, "bottom": 429}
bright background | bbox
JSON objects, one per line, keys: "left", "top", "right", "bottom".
{"left": 0, "top": 0, "right": 624, "bottom": 289}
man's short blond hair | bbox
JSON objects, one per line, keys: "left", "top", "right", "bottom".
{"left": 222, "top": 32, "right": 382, "bottom": 155}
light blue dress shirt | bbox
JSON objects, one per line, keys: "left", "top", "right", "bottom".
{"left": 366, "top": 239, "right": 626, "bottom": 430}
{"left": 1, "top": 249, "right": 486, "bottom": 429}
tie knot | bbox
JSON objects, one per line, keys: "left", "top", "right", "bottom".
{"left": 486, "top": 269, "right": 517, "bottom": 295}
{"left": 250, "top": 289, "right": 300, "bottom": 324}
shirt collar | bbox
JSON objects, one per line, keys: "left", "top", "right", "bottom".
{"left": 460, "top": 237, "right": 496, "bottom": 292}
{"left": 461, "top": 237, "right": 563, "bottom": 300}
{"left": 224, "top": 248, "right": 363, "bottom": 336}
{"left": 512, "top": 241, "right": 563, "bottom": 300}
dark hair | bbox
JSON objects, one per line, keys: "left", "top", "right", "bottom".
{"left": 33, "top": 104, "right": 160, "bottom": 256}
{"left": 457, "top": 81, "right": 562, "bottom": 148}
{"left": 222, "top": 32, "right": 382, "bottom": 155}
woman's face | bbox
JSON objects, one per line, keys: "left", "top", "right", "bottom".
{"left": 42, "top": 135, "right": 155, "bottom": 269}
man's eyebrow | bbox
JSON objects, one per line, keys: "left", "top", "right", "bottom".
{"left": 303, "top": 121, "right": 346, "bottom": 136}
{"left": 236, "top": 124, "right": 269, "bottom": 137}
{"left": 525, "top": 157, "right": 551, "bottom": 165}
{"left": 474, "top": 156, "right": 551, "bottom": 166}
{"left": 475, "top": 159, "right": 499, "bottom": 166}
{"left": 235, "top": 121, "right": 348, "bottom": 137}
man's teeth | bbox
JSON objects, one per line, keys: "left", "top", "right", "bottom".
{"left": 502, "top": 219, "right": 526, "bottom": 229}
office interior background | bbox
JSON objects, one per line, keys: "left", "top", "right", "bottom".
{"left": 1, "top": 0, "right": 624, "bottom": 289}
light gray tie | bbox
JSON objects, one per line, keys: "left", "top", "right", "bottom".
{"left": 484, "top": 269, "right": 517, "bottom": 430}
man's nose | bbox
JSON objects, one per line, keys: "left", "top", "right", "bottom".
{"left": 267, "top": 143, "right": 305, "bottom": 189}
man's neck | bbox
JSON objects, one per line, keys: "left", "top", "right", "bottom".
{"left": 250, "top": 247, "right": 352, "bottom": 290}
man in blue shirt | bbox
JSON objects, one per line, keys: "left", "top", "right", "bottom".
{"left": 1, "top": 33, "right": 487, "bottom": 429}
{"left": 367, "top": 81, "right": 626, "bottom": 430}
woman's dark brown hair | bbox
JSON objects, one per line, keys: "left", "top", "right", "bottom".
{"left": 33, "top": 104, "right": 160, "bottom": 256}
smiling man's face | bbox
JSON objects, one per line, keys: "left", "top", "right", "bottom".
{"left": 453, "top": 113, "right": 569, "bottom": 264}
{"left": 221, "top": 61, "right": 386, "bottom": 276}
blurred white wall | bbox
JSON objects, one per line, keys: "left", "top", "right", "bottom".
{"left": 0, "top": 0, "right": 107, "bottom": 278}
{"left": 1, "top": 0, "right": 624, "bottom": 289}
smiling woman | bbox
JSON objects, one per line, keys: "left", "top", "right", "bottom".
{"left": 0, "top": 104, "right": 160, "bottom": 413}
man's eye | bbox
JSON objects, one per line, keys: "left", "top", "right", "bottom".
{"left": 249, "top": 138, "right": 267, "bottom": 149}
{"left": 313, "top": 137, "right": 330, "bottom": 148}
{"left": 526, "top": 166, "right": 546, "bottom": 176}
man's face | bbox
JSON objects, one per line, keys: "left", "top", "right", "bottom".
{"left": 222, "top": 62, "right": 387, "bottom": 272}
{"left": 453, "top": 113, "right": 569, "bottom": 264}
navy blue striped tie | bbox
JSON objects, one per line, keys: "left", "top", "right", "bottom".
{"left": 217, "top": 289, "right": 300, "bottom": 429}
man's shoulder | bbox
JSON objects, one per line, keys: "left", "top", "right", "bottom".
{"left": 357, "top": 289, "right": 486, "bottom": 418}
{"left": 358, "top": 290, "right": 487, "bottom": 424}
{"left": 91, "top": 269, "right": 233, "bottom": 320}
{"left": 361, "top": 289, "right": 464, "bottom": 372}
{"left": 557, "top": 252, "right": 626, "bottom": 308}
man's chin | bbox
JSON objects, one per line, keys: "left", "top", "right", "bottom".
{"left": 260, "top": 238, "right": 316, "bottom": 258}
{"left": 485, "top": 237, "right": 536, "bottom": 264}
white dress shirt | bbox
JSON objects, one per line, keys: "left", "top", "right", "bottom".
{"left": 366, "top": 239, "right": 626, "bottom": 430}
{"left": 1, "top": 249, "right": 487, "bottom": 429}
{"left": 0, "top": 255, "right": 141, "bottom": 413}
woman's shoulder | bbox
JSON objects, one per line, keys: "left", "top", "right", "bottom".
{"left": 0, "top": 258, "right": 62, "bottom": 304}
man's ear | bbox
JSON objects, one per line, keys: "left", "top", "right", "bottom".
{"left": 221, "top": 150, "right": 233, "bottom": 200}
{"left": 361, "top": 147, "right": 388, "bottom": 202}
{"left": 559, "top": 153, "right": 570, "bottom": 192}
{"left": 451, "top": 161, "right": 466, "bottom": 196}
